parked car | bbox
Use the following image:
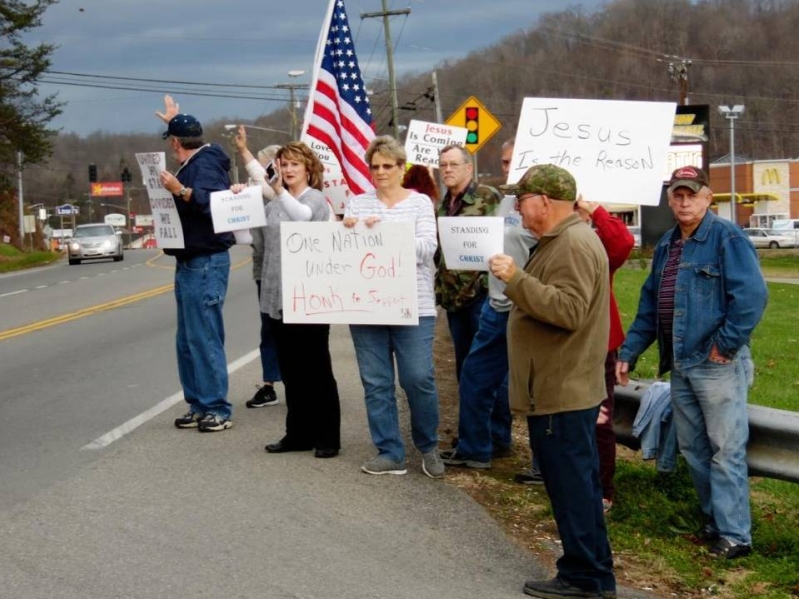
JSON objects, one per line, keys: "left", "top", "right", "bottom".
{"left": 743, "top": 228, "right": 797, "bottom": 249}
{"left": 67, "top": 224, "right": 124, "bottom": 265}
{"left": 627, "top": 226, "right": 641, "bottom": 249}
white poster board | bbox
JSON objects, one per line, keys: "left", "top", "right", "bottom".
{"left": 437, "top": 216, "right": 504, "bottom": 271}
{"left": 210, "top": 185, "right": 266, "bottom": 233}
{"left": 281, "top": 221, "right": 418, "bottom": 325}
{"left": 404, "top": 119, "right": 468, "bottom": 167}
{"left": 303, "top": 138, "right": 353, "bottom": 215}
{"left": 509, "top": 98, "right": 676, "bottom": 206}
{"left": 104, "top": 213, "right": 126, "bottom": 227}
{"left": 134, "top": 152, "right": 185, "bottom": 249}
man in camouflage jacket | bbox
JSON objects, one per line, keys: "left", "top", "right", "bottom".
{"left": 435, "top": 144, "right": 502, "bottom": 381}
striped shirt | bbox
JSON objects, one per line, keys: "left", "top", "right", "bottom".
{"left": 657, "top": 238, "right": 684, "bottom": 342}
{"left": 345, "top": 190, "right": 438, "bottom": 317}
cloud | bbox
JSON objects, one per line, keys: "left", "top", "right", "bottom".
{"left": 26, "top": 0, "right": 604, "bottom": 136}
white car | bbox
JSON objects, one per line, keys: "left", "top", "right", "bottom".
{"left": 627, "top": 226, "right": 641, "bottom": 249}
{"left": 67, "top": 223, "right": 124, "bottom": 264}
{"left": 743, "top": 228, "right": 797, "bottom": 249}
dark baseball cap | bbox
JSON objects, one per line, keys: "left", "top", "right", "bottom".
{"left": 162, "top": 114, "right": 203, "bottom": 139}
{"left": 667, "top": 166, "right": 708, "bottom": 193}
{"left": 500, "top": 164, "right": 577, "bottom": 202}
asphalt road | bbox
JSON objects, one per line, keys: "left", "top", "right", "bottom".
{"left": 0, "top": 248, "right": 656, "bottom": 599}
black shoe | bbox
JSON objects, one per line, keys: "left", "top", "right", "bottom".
{"left": 514, "top": 467, "right": 545, "bottom": 485}
{"left": 198, "top": 414, "right": 232, "bottom": 432}
{"left": 523, "top": 576, "right": 602, "bottom": 598}
{"left": 709, "top": 537, "right": 752, "bottom": 559}
{"left": 246, "top": 385, "right": 278, "bottom": 408}
{"left": 265, "top": 438, "right": 314, "bottom": 453}
{"left": 314, "top": 448, "right": 339, "bottom": 459}
{"left": 696, "top": 525, "right": 720, "bottom": 543}
{"left": 492, "top": 445, "right": 512, "bottom": 459}
{"left": 174, "top": 410, "right": 203, "bottom": 429}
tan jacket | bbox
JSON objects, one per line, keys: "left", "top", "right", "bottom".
{"left": 504, "top": 213, "right": 610, "bottom": 416}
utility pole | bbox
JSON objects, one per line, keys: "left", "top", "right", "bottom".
{"left": 668, "top": 57, "right": 692, "bottom": 105}
{"left": 17, "top": 151, "right": 24, "bottom": 243}
{"left": 276, "top": 70, "right": 307, "bottom": 140}
{"left": 431, "top": 71, "right": 443, "bottom": 124}
{"left": 362, "top": 1, "right": 411, "bottom": 139}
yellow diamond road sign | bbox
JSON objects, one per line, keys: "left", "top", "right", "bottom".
{"left": 445, "top": 95, "right": 501, "bottom": 154}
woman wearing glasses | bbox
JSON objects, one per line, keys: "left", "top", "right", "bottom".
{"left": 343, "top": 136, "right": 443, "bottom": 479}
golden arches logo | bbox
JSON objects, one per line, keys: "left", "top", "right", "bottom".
{"left": 761, "top": 168, "right": 781, "bottom": 186}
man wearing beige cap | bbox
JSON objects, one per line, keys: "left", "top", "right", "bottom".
{"left": 618, "top": 166, "right": 767, "bottom": 560}
{"left": 490, "top": 164, "right": 614, "bottom": 599}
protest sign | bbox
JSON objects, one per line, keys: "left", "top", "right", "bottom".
{"left": 281, "top": 221, "right": 418, "bottom": 325}
{"left": 437, "top": 216, "right": 504, "bottom": 271}
{"left": 134, "top": 152, "right": 184, "bottom": 249}
{"left": 304, "top": 138, "right": 353, "bottom": 215}
{"left": 210, "top": 185, "right": 266, "bottom": 233}
{"left": 404, "top": 120, "right": 468, "bottom": 167}
{"left": 509, "top": 98, "right": 676, "bottom": 206}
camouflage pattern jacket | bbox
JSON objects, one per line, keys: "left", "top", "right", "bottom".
{"left": 435, "top": 181, "right": 502, "bottom": 311}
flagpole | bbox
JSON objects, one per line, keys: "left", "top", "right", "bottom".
{"left": 299, "top": 0, "right": 336, "bottom": 140}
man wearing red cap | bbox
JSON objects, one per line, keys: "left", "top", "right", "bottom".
{"left": 618, "top": 166, "right": 767, "bottom": 559}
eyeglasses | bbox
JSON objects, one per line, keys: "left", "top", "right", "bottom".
{"left": 369, "top": 163, "right": 400, "bottom": 172}
{"left": 438, "top": 162, "right": 465, "bottom": 170}
{"left": 516, "top": 193, "right": 543, "bottom": 204}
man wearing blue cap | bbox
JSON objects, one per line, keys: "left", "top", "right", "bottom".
{"left": 155, "top": 95, "right": 236, "bottom": 433}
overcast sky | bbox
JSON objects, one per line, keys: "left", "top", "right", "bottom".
{"left": 26, "top": 0, "right": 606, "bottom": 137}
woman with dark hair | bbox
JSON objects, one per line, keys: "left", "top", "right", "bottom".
{"left": 260, "top": 141, "right": 341, "bottom": 458}
{"left": 402, "top": 164, "right": 439, "bottom": 203}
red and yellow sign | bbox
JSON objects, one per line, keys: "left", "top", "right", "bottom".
{"left": 90, "top": 181, "right": 124, "bottom": 197}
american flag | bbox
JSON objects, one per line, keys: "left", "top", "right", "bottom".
{"left": 304, "top": 0, "right": 375, "bottom": 196}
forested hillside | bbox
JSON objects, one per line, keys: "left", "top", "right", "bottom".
{"left": 22, "top": 0, "right": 799, "bottom": 212}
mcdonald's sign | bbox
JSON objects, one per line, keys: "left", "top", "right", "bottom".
{"left": 761, "top": 168, "right": 780, "bottom": 186}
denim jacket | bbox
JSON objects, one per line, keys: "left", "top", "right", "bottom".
{"left": 619, "top": 211, "right": 767, "bottom": 375}
{"left": 631, "top": 382, "right": 677, "bottom": 472}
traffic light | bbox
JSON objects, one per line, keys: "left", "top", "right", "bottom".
{"left": 121, "top": 167, "right": 132, "bottom": 183}
{"left": 88, "top": 164, "right": 97, "bottom": 182}
{"left": 465, "top": 107, "right": 479, "bottom": 145}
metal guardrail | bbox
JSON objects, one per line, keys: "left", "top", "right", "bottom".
{"left": 613, "top": 381, "right": 799, "bottom": 484}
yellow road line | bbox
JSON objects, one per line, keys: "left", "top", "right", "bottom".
{"left": 0, "top": 253, "right": 253, "bottom": 342}
{"left": 0, "top": 284, "right": 174, "bottom": 342}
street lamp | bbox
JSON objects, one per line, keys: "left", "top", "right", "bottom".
{"left": 718, "top": 104, "right": 745, "bottom": 226}
{"left": 276, "top": 70, "right": 307, "bottom": 140}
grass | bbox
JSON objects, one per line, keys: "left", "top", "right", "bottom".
{"left": 436, "top": 256, "right": 799, "bottom": 599}
{"left": 0, "top": 243, "right": 62, "bottom": 273}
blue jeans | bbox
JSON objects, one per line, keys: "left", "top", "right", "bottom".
{"left": 529, "top": 407, "right": 615, "bottom": 596}
{"left": 670, "top": 348, "right": 752, "bottom": 545}
{"left": 350, "top": 317, "right": 439, "bottom": 462}
{"left": 456, "top": 301, "right": 512, "bottom": 462}
{"left": 255, "top": 280, "right": 281, "bottom": 383}
{"left": 174, "top": 251, "right": 231, "bottom": 419}
{"left": 446, "top": 294, "right": 486, "bottom": 381}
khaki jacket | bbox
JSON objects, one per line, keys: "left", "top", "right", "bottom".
{"left": 504, "top": 214, "right": 610, "bottom": 416}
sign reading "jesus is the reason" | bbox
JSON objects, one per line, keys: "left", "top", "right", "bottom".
{"left": 280, "top": 221, "right": 419, "bottom": 325}
{"left": 509, "top": 98, "right": 676, "bottom": 206}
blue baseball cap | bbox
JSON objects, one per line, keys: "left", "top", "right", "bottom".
{"left": 162, "top": 114, "right": 203, "bottom": 139}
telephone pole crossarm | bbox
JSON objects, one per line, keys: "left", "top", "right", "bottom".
{"left": 361, "top": 4, "right": 412, "bottom": 139}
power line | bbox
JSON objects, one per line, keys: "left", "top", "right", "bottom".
{"left": 46, "top": 70, "right": 290, "bottom": 90}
